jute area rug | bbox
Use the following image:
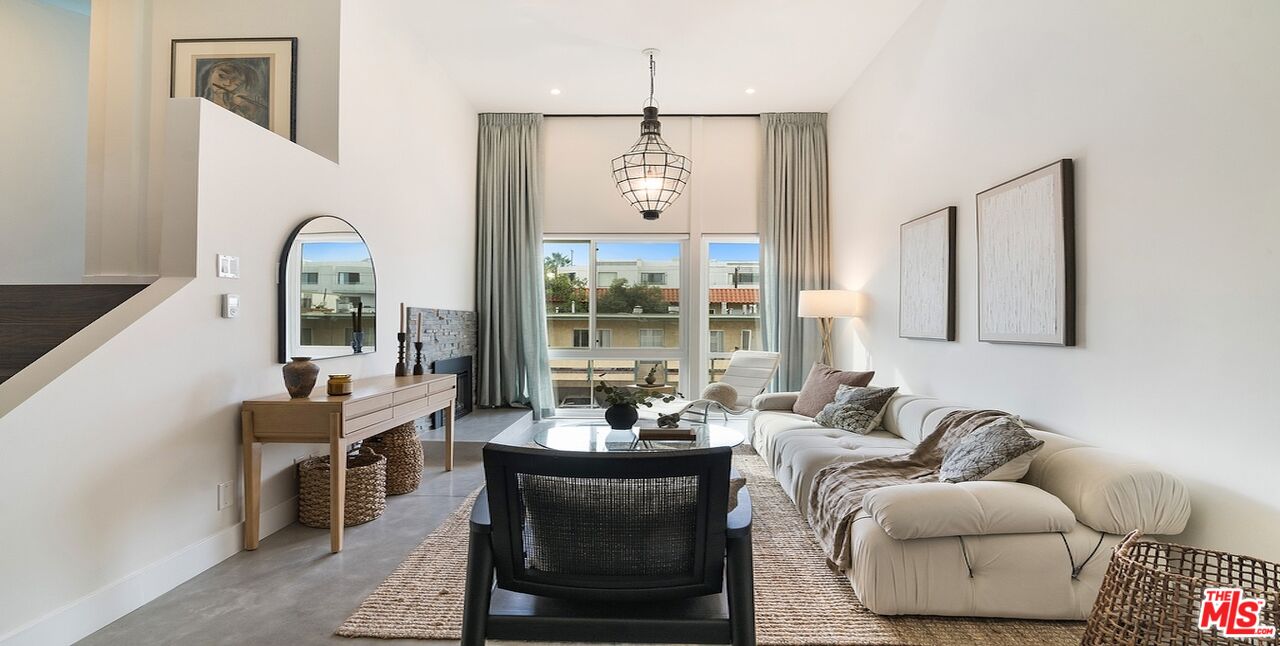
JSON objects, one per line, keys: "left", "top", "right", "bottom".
{"left": 337, "top": 447, "right": 1084, "bottom": 645}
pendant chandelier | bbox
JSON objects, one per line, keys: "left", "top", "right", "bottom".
{"left": 611, "top": 48, "right": 691, "bottom": 221}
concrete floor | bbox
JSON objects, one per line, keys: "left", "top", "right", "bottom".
{"left": 81, "top": 413, "right": 751, "bottom": 646}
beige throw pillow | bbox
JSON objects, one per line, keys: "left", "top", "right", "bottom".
{"left": 792, "top": 363, "right": 875, "bottom": 417}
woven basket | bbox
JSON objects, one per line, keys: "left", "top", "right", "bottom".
{"left": 297, "top": 446, "right": 386, "bottom": 528}
{"left": 1083, "top": 531, "right": 1280, "bottom": 645}
{"left": 365, "top": 422, "right": 424, "bottom": 495}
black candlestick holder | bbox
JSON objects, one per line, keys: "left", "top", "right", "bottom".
{"left": 412, "top": 341, "right": 425, "bottom": 375}
{"left": 395, "top": 332, "right": 408, "bottom": 376}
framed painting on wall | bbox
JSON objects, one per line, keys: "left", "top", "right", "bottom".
{"left": 976, "top": 158, "right": 1075, "bottom": 346}
{"left": 171, "top": 37, "right": 298, "bottom": 141}
{"left": 899, "top": 206, "right": 956, "bottom": 341}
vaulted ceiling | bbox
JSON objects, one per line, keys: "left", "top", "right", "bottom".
{"left": 422, "top": 0, "right": 922, "bottom": 113}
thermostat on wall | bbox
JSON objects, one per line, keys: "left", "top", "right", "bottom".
{"left": 222, "top": 294, "right": 240, "bottom": 319}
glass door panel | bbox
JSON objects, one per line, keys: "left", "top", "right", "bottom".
{"left": 706, "top": 240, "right": 760, "bottom": 383}
{"left": 544, "top": 241, "right": 590, "bottom": 349}
{"left": 595, "top": 241, "right": 682, "bottom": 349}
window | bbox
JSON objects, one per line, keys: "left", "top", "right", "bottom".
{"left": 301, "top": 272, "right": 319, "bottom": 284}
{"left": 709, "top": 330, "right": 725, "bottom": 353}
{"left": 640, "top": 272, "right": 666, "bottom": 286}
{"left": 638, "top": 328, "right": 665, "bottom": 347}
{"left": 338, "top": 272, "right": 361, "bottom": 284}
{"left": 706, "top": 240, "right": 760, "bottom": 385}
{"left": 545, "top": 239, "right": 685, "bottom": 412}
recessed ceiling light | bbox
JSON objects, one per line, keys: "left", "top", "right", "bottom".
{"left": 549, "top": 88, "right": 561, "bottom": 95}
{"left": 745, "top": 88, "right": 756, "bottom": 95}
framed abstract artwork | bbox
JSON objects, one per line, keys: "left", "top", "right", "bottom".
{"left": 899, "top": 206, "right": 956, "bottom": 341}
{"left": 976, "top": 159, "right": 1075, "bottom": 346}
{"left": 171, "top": 37, "right": 298, "bottom": 141}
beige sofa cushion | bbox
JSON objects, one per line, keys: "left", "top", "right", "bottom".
{"left": 863, "top": 482, "right": 1077, "bottom": 540}
{"left": 751, "top": 391, "right": 799, "bottom": 411}
{"left": 1023, "top": 433, "right": 1191, "bottom": 535}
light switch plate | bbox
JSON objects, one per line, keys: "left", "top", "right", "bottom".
{"left": 217, "top": 254, "right": 240, "bottom": 278}
{"left": 222, "top": 294, "right": 239, "bottom": 318}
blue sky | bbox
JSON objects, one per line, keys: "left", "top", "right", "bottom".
{"left": 301, "top": 241, "right": 371, "bottom": 262}
{"left": 543, "top": 241, "right": 759, "bottom": 263}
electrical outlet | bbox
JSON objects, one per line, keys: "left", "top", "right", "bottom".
{"left": 217, "top": 482, "right": 233, "bottom": 511}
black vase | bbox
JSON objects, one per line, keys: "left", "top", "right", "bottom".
{"left": 604, "top": 404, "right": 638, "bottom": 430}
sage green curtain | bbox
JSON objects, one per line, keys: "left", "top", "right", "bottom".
{"left": 760, "top": 112, "right": 832, "bottom": 391}
{"left": 476, "top": 113, "right": 554, "bottom": 418}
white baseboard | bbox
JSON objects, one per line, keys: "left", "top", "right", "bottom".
{"left": 0, "top": 497, "right": 298, "bottom": 646}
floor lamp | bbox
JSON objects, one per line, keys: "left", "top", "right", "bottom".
{"left": 798, "top": 290, "right": 860, "bottom": 366}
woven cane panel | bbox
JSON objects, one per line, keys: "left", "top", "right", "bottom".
{"left": 516, "top": 474, "right": 698, "bottom": 577}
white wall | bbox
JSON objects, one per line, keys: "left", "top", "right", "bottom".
{"left": 336, "top": 0, "right": 477, "bottom": 313}
{"left": 0, "top": 0, "right": 89, "bottom": 283}
{"left": 85, "top": 0, "right": 342, "bottom": 280}
{"left": 0, "top": 3, "right": 477, "bottom": 639}
{"left": 544, "top": 116, "right": 760, "bottom": 235}
{"left": 828, "top": 0, "right": 1280, "bottom": 560}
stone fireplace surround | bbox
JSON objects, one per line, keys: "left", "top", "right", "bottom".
{"left": 406, "top": 307, "right": 476, "bottom": 433}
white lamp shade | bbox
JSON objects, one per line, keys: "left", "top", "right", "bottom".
{"left": 798, "top": 290, "right": 861, "bottom": 318}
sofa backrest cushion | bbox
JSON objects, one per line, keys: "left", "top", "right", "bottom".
{"left": 1023, "top": 430, "right": 1191, "bottom": 535}
{"left": 883, "top": 395, "right": 965, "bottom": 444}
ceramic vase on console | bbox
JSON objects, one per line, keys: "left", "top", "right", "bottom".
{"left": 351, "top": 331, "right": 364, "bottom": 354}
{"left": 283, "top": 357, "right": 319, "bottom": 398}
{"left": 604, "top": 404, "right": 638, "bottom": 430}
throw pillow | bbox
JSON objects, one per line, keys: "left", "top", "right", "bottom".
{"left": 792, "top": 363, "right": 875, "bottom": 417}
{"left": 814, "top": 385, "right": 899, "bottom": 434}
{"left": 939, "top": 417, "right": 1046, "bottom": 483}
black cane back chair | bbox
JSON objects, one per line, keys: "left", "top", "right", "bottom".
{"left": 462, "top": 443, "right": 755, "bottom": 645}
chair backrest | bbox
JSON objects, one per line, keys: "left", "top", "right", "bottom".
{"left": 482, "top": 443, "right": 732, "bottom": 602}
{"left": 720, "top": 350, "right": 780, "bottom": 407}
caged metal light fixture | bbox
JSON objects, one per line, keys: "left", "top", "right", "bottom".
{"left": 611, "top": 48, "right": 691, "bottom": 221}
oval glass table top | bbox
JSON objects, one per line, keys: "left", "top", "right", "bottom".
{"left": 279, "top": 215, "right": 376, "bottom": 362}
{"left": 531, "top": 422, "right": 744, "bottom": 453}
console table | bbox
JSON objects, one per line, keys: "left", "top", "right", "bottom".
{"left": 241, "top": 373, "right": 456, "bottom": 553}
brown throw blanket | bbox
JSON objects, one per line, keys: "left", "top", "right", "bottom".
{"left": 805, "top": 409, "right": 1010, "bottom": 572}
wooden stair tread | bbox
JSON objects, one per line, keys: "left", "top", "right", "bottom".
{"left": 0, "top": 284, "right": 146, "bottom": 378}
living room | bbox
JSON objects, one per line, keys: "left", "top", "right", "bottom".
{"left": 0, "top": 1, "right": 1276, "bottom": 645}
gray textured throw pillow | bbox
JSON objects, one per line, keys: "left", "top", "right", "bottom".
{"left": 814, "top": 385, "right": 898, "bottom": 434}
{"left": 939, "top": 417, "right": 1046, "bottom": 483}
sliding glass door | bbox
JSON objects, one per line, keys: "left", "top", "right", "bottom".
{"left": 704, "top": 238, "right": 761, "bottom": 385}
{"left": 544, "top": 238, "right": 687, "bottom": 412}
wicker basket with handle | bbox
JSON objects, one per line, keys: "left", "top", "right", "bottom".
{"left": 1083, "top": 531, "right": 1280, "bottom": 645}
{"left": 365, "top": 422, "right": 424, "bottom": 495}
{"left": 297, "top": 446, "right": 386, "bottom": 528}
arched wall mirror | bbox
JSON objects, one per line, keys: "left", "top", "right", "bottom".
{"left": 278, "top": 216, "right": 377, "bottom": 363}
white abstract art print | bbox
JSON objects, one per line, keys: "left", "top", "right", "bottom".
{"left": 900, "top": 207, "right": 955, "bottom": 340}
{"left": 976, "top": 159, "right": 1075, "bottom": 345}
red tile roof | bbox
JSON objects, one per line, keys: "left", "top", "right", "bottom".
{"left": 550, "top": 287, "right": 759, "bottom": 304}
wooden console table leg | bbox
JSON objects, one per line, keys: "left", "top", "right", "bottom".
{"left": 329, "top": 413, "right": 346, "bottom": 553}
{"left": 242, "top": 411, "right": 262, "bottom": 550}
{"left": 444, "top": 401, "right": 455, "bottom": 471}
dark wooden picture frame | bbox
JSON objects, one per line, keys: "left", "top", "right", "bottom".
{"left": 899, "top": 206, "right": 956, "bottom": 341}
{"left": 976, "top": 159, "right": 1075, "bottom": 346}
{"left": 170, "top": 37, "right": 298, "bottom": 142}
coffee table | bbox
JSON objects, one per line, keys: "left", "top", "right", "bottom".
{"left": 531, "top": 421, "right": 744, "bottom": 453}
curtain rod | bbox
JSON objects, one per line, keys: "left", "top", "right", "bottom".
{"left": 542, "top": 113, "right": 760, "bottom": 118}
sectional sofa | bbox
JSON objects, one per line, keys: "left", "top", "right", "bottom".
{"left": 749, "top": 390, "right": 1191, "bottom": 620}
